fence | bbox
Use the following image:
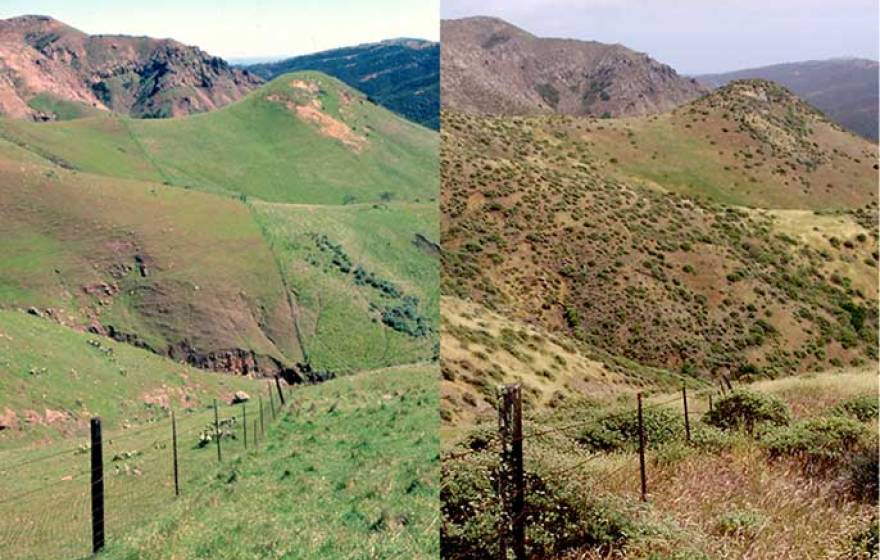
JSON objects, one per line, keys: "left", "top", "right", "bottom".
{"left": 0, "top": 377, "right": 293, "bottom": 560}
{"left": 443, "top": 382, "right": 722, "bottom": 560}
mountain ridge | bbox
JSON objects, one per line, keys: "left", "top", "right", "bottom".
{"left": 0, "top": 14, "right": 262, "bottom": 120}
{"left": 441, "top": 16, "right": 706, "bottom": 118}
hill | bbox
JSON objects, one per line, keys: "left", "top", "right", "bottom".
{"left": 247, "top": 39, "right": 440, "bottom": 129}
{"left": 697, "top": 58, "right": 880, "bottom": 141}
{"left": 0, "top": 15, "right": 262, "bottom": 120}
{"left": 0, "top": 71, "right": 437, "bottom": 205}
{"left": 441, "top": 16, "right": 705, "bottom": 117}
{"left": 0, "top": 71, "right": 439, "bottom": 377}
{"left": 441, "top": 80, "right": 878, "bottom": 388}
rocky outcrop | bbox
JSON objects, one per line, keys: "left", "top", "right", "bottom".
{"left": 0, "top": 15, "right": 262, "bottom": 120}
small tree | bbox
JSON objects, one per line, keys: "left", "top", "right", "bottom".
{"left": 703, "top": 389, "right": 790, "bottom": 434}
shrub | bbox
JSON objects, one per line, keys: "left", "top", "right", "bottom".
{"left": 848, "top": 515, "right": 879, "bottom": 560}
{"left": 703, "top": 389, "right": 791, "bottom": 434}
{"left": 830, "top": 394, "right": 879, "bottom": 422}
{"left": 713, "top": 509, "right": 767, "bottom": 538}
{"left": 441, "top": 456, "right": 632, "bottom": 559}
{"left": 575, "top": 406, "right": 684, "bottom": 452}
{"left": 761, "top": 415, "right": 868, "bottom": 472}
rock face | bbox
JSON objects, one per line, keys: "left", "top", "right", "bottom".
{"left": 441, "top": 16, "right": 705, "bottom": 117}
{"left": 0, "top": 15, "right": 262, "bottom": 120}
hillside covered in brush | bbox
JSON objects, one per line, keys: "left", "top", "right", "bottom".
{"left": 0, "top": 15, "right": 262, "bottom": 120}
{"left": 247, "top": 39, "right": 439, "bottom": 129}
{"left": 0, "top": 71, "right": 439, "bottom": 380}
{"left": 441, "top": 16, "right": 705, "bottom": 118}
{"left": 697, "top": 58, "right": 880, "bottom": 141}
{"left": 441, "top": 79, "right": 878, "bottom": 408}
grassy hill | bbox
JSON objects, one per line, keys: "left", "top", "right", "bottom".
{"left": 247, "top": 40, "right": 440, "bottom": 130}
{"left": 0, "top": 70, "right": 438, "bottom": 378}
{"left": 441, "top": 82, "right": 878, "bottom": 384}
{"left": 0, "top": 72, "right": 438, "bottom": 205}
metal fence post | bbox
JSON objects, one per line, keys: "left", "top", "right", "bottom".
{"left": 172, "top": 410, "right": 180, "bottom": 497}
{"left": 637, "top": 393, "right": 647, "bottom": 502}
{"left": 682, "top": 384, "right": 691, "bottom": 443}
{"left": 90, "top": 417, "right": 105, "bottom": 554}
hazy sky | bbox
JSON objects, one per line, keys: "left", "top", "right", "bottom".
{"left": 442, "top": 0, "right": 879, "bottom": 74}
{"left": 1, "top": 0, "right": 439, "bottom": 60}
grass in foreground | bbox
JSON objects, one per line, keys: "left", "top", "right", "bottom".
{"left": 101, "top": 364, "right": 439, "bottom": 560}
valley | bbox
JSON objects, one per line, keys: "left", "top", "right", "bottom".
{"left": 439, "top": 16, "right": 878, "bottom": 560}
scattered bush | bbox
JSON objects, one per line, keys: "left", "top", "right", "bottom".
{"left": 703, "top": 389, "right": 791, "bottom": 434}
{"left": 848, "top": 515, "right": 879, "bottom": 560}
{"left": 713, "top": 509, "right": 767, "bottom": 538}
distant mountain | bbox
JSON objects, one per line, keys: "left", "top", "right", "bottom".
{"left": 441, "top": 16, "right": 705, "bottom": 117}
{"left": 697, "top": 58, "right": 879, "bottom": 141}
{"left": 0, "top": 15, "right": 262, "bottom": 120}
{"left": 247, "top": 39, "right": 439, "bottom": 129}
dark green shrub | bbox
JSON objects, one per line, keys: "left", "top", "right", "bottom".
{"left": 703, "top": 389, "right": 791, "bottom": 434}
{"left": 441, "top": 456, "right": 632, "bottom": 559}
{"left": 575, "top": 406, "right": 684, "bottom": 452}
{"left": 761, "top": 415, "right": 868, "bottom": 472}
{"left": 830, "top": 394, "right": 879, "bottom": 422}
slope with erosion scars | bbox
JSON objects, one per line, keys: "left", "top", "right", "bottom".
{"left": 0, "top": 155, "right": 305, "bottom": 378}
{"left": 0, "top": 71, "right": 439, "bottom": 206}
{"left": 441, "top": 105, "right": 878, "bottom": 382}
{"left": 0, "top": 309, "right": 261, "bottom": 446}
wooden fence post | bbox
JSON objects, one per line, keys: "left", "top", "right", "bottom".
{"left": 213, "top": 400, "right": 222, "bottom": 463}
{"left": 253, "top": 418, "right": 259, "bottom": 448}
{"left": 708, "top": 394, "right": 713, "bottom": 412}
{"left": 682, "top": 385, "right": 691, "bottom": 443}
{"left": 275, "top": 375, "right": 286, "bottom": 406}
{"left": 259, "top": 396, "right": 265, "bottom": 436}
{"left": 90, "top": 417, "right": 105, "bottom": 554}
{"left": 637, "top": 393, "right": 647, "bottom": 502}
{"left": 171, "top": 411, "right": 180, "bottom": 497}
{"left": 497, "top": 384, "right": 526, "bottom": 560}
{"left": 243, "top": 404, "right": 248, "bottom": 449}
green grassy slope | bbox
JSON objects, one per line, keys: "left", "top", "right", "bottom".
{"left": 0, "top": 157, "right": 302, "bottom": 375}
{"left": 253, "top": 201, "right": 440, "bottom": 373}
{"left": 101, "top": 364, "right": 439, "bottom": 559}
{"left": 0, "top": 72, "right": 439, "bottom": 205}
{"left": 0, "top": 309, "right": 260, "bottom": 448}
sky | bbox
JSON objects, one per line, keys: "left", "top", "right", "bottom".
{"left": 0, "top": 0, "right": 439, "bottom": 60}
{"left": 442, "top": 0, "right": 880, "bottom": 74}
